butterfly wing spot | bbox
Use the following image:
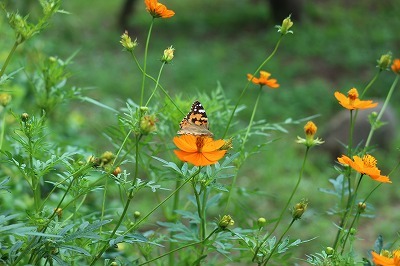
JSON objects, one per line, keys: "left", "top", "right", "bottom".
{"left": 178, "top": 100, "right": 213, "bottom": 136}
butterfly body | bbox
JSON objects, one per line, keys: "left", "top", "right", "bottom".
{"left": 178, "top": 101, "right": 213, "bottom": 137}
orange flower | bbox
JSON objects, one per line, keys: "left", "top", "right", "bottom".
{"left": 372, "top": 249, "right": 400, "bottom": 266}
{"left": 247, "top": 71, "right": 279, "bottom": 88}
{"left": 145, "top": 0, "right": 175, "bottom": 18}
{"left": 391, "top": 59, "right": 400, "bottom": 74}
{"left": 334, "top": 88, "right": 378, "bottom": 110}
{"left": 173, "top": 135, "right": 227, "bottom": 166}
{"left": 337, "top": 154, "right": 391, "bottom": 183}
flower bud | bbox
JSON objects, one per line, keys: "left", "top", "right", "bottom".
{"left": 112, "top": 166, "right": 122, "bottom": 176}
{"left": 100, "top": 151, "right": 115, "bottom": 166}
{"left": 296, "top": 121, "right": 324, "bottom": 147}
{"left": 257, "top": 217, "right": 267, "bottom": 228}
{"left": 277, "top": 15, "right": 294, "bottom": 35}
{"left": 291, "top": 199, "right": 308, "bottom": 220}
{"left": 140, "top": 114, "right": 157, "bottom": 135}
{"left": 219, "top": 138, "right": 233, "bottom": 151}
{"left": 134, "top": 211, "right": 141, "bottom": 219}
{"left": 218, "top": 215, "right": 234, "bottom": 230}
{"left": 326, "top": 247, "right": 334, "bottom": 255}
{"left": 304, "top": 121, "right": 317, "bottom": 138}
{"left": 377, "top": 52, "right": 392, "bottom": 70}
{"left": 350, "top": 228, "right": 356, "bottom": 235}
{"left": 161, "top": 46, "right": 175, "bottom": 63}
{"left": 120, "top": 31, "right": 138, "bottom": 52}
{"left": 54, "top": 208, "right": 63, "bottom": 219}
{"left": 21, "top": 112, "right": 29, "bottom": 122}
{"left": 357, "top": 202, "right": 366, "bottom": 213}
{"left": 0, "top": 93, "right": 12, "bottom": 107}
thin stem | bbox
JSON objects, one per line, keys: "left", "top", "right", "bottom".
{"left": 262, "top": 219, "right": 296, "bottom": 265}
{"left": 252, "top": 147, "right": 309, "bottom": 262}
{"left": 364, "top": 75, "right": 398, "bottom": 149}
{"left": 168, "top": 179, "right": 182, "bottom": 265}
{"left": 123, "top": 168, "right": 201, "bottom": 236}
{"left": 145, "top": 62, "right": 165, "bottom": 107}
{"left": 222, "top": 35, "right": 283, "bottom": 139}
{"left": 90, "top": 135, "right": 142, "bottom": 265}
{"left": 138, "top": 228, "right": 219, "bottom": 265}
{"left": 360, "top": 70, "right": 381, "bottom": 98}
{"left": 339, "top": 175, "right": 364, "bottom": 254}
{"left": 140, "top": 19, "right": 154, "bottom": 107}
{"left": 131, "top": 52, "right": 184, "bottom": 115}
{"left": 0, "top": 108, "right": 7, "bottom": 150}
{"left": 241, "top": 85, "right": 263, "bottom": 150}
{"left": 223, "top": 85, "right": 262, "bottom": 212}
{"left": 0, "top": 41, "right": 19, "bottom": 78}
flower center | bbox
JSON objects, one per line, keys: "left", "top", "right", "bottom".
{"left": 347, "top": 88, "right": 359, "bottom": 105}
{"left": 362, "top": 154, "right": 377, "bottom": 168}
{"left": 196, "top": 136, "right": 205, "bottom": 152}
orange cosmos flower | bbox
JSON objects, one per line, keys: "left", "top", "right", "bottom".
{"left": 334, "top": 88, "right": 378, "bottom": 110}
{"left": 391, "top": 59, "right": 400, "bottom": 75}
{"left": 337, "top": 154, "right": 391, "bottom": 183}
{"left": 173, "top": 135, "right": 227, "bottom": 166}
{"left": 145, "top": 0, "right": 175, "bottom": 19}
{"left": 372, "top": 249, "right": 400, "bottom": 266}
{"left": 247, "top": 71, "right": 279, "bottom": 88}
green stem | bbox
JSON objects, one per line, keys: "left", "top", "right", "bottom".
{"left": 131, "top": 52, "right": 184, "bottom": 115}
{"left": 138, "top": 228, "right": 219, "bottom": 265}
{"left": 192, "top": 180, "right": 206, "bottom": 242}
{"left": 241, "top": 84, "right": 263, "bottom": 150}
{"left": 90, "top": 135, "right": 142, "bottom": 265}
{"left": 364, "top": 75, "right": 398, "bottom": 149}
{"left": 140, "top": 19, "right": 154, "bottom": 107}
{"left": 339, "top": 175, "right": 364, "bottom": 253}
{"left": 0, "top": 108, "right": 7, "bottom": 150}
{"left": 262, "top": 219, "right": 296, "bottom": 265}
{"left": 0, "top": 41, "right": 19, "bottom": 78}
{"left": 360, "top": 70, "right": 381, "bottom": 98}
{"left": 123, "top": 168, "right": 201, "bottom": 236}
{"left": 223, "top": 85, "right": 263, "bottom": 212}
{"left": 222, "top": 35, "right": 283, "bottom": 139}
{"left": 145, "top": 62, "right": 165, "bottom": 107}
{"left": 168, "top": 179, "right": 182, "bottom": 265}
{"left": 252, "top": 147, "right": 309, "bottom": 262}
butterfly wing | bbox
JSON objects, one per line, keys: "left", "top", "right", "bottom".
{"left": 177, "top": 101, "right": 213, "bottom": 136}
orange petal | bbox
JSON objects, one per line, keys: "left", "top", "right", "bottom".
{"left": 201, "top": 138, "right": 225, "bottom": 152}
{"left": 202, "top": 150, "right": 227, "bottom": 162}
{"left": 181, "top": 152, "right": 216, "bottom": 166}
{"left": 173, "top": 135, "right": 197, "bottom": 152}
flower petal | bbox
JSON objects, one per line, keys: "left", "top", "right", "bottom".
{"left": 202, "top": 150, "right": 227, "bottom": 162}
{"left": 173, "top": 135, "right": 197, "bottom": 152}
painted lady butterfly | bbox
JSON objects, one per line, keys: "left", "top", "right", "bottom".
{"left": 177, "top": 100, "right": 213, "bottom": 136}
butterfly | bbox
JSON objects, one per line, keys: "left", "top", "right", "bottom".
{"left": 177, "top": 100, "right": 213, "bottom": 137}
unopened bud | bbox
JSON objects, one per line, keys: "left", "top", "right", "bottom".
{"left": 218, "top": 215, "right": 234, "bottom": 230}
{"left": 291, "top": 199, "right": 308, "bottom": 220}
{"left": 377, "top": 52, "right": 392, "bottom": 70}
{"left": 0, "top": 93, "right": 12, "bottom": 107}
{"left": 161, "top": 46, "right": 175, "bottom": 63}
{"left": 257, "top": 217, "right": 267, "bottom": 227}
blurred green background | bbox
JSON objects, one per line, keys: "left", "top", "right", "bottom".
{"left": 2, "top": 0, "right": 400, "bottom": 262}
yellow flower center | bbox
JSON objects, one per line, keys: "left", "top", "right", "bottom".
{"left": 362, "top": 154, "right": 377, "bottom": 168}
{"left": 196, "top": 136, "right": 205, "bottom": 152}
{"left": 347, "top": 88, "right": 359, "bottom": 105}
